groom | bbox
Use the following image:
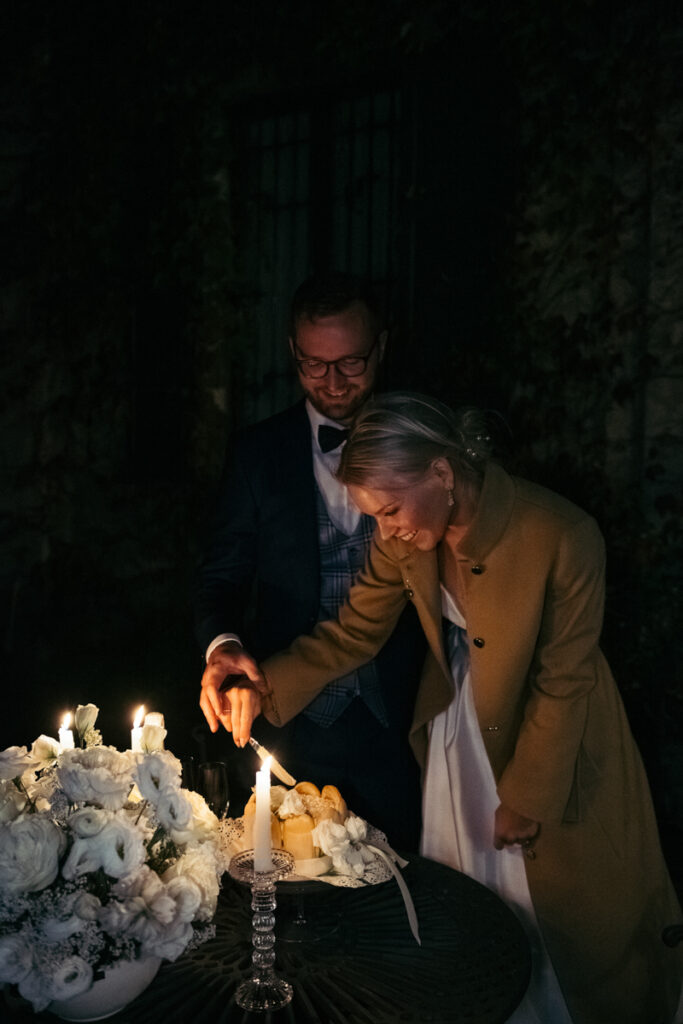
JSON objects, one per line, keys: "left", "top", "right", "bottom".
{"left": 195, "top": 272, "right": 425, "bottom": 850}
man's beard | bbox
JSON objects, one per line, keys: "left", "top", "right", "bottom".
{"left": 307, "top": 384, "right": 372, "bottom": 424}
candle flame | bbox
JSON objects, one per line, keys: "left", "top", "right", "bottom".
{"left": 133, "top": 705, "right": 145, "bottom": 729}
{"left": 262, "top": 755, "right": 272, "bottom": 774}
{"left": 60, "top": 712, "right": 71, "bottom": 730}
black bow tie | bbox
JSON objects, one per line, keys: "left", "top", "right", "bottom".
{"left": 318, "top": 424, "right": 349, "bottom": 453}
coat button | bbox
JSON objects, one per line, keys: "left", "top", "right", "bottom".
{"left": 473, "top": 637, "right": 485, "bottom": 648}
{"left": 471, "top": 564, "right": 484, "bottom": 575}
{"left": 404, "top": 588, "right": 414, "bottom": 599}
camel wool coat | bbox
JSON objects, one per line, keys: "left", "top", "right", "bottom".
{"left": 261, "top": 463, "right": 682, "bottom": 1024}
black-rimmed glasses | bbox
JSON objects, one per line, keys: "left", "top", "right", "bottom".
{"left": 293, "top": 336, "right": 379, "bottom": 378}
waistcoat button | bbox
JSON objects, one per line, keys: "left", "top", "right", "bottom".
{"left": 473, "top": 637, "right": 485, "bottom": 648}
{"left": 471, "top": 564, "right": 484, "bottom": 575}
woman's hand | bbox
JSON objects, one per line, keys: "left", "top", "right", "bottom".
{"left": 493, "top": 803, "right": 540, "bottom": 853}
{"left": 199, "top": 641, "right": 267, "bottom": 745}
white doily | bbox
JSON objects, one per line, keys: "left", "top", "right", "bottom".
{"left": 217, "top": 815, "right": 392, "bottom": 887}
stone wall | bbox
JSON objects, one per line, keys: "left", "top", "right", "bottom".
{"left": 1, "top": 4, "right": 681, "bottom": 834}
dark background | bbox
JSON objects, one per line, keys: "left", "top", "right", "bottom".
{"left": 2, "top": 2, "right": 681, "bottom": 882}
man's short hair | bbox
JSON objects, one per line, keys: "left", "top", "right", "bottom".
{"left": 289, "top": 271, "right": 382, "bottom": 339}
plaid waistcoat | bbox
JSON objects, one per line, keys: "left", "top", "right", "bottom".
{"left": 302, "top": 489, "right": 388, "bottom": 727}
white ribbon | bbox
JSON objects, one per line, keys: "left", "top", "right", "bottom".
{"left": 366, "top": 839, "right": 421, "bottom": 946}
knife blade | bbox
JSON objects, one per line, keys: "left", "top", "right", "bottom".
{"left": 248, "top": 736, "right": 297, "bottom": 786}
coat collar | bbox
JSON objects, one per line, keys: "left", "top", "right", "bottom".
{"left": 456, "top": 462, "right": 516, "bottom": 563}
{"left": 386, "top": 462, "right": 515, "bottom": 566}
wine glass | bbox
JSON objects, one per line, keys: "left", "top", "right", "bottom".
{"left": 197, "top": 761, "right": 230, "bottom": 818}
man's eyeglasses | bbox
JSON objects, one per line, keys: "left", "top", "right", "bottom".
{"left": 293, "top": 337, "right": 379, "bottom": 379}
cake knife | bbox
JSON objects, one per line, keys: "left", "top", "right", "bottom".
{"left": 248, "top": 736, "right": 297, "bottom": 786}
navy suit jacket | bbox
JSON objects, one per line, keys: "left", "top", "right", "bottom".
{"left": 194, "top": 400, "right": 425, "bottom": 734}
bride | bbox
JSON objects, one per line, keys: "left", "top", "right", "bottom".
{"left": 201, "top": 392, "right": 682, "bottom": 1024}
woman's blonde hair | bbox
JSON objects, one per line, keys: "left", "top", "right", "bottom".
{"left": 337, "top": 392, "right": 495, "bottom": 488}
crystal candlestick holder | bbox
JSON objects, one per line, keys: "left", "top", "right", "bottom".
{"left": 229, "top": 849, "right": 295, "bottom": 1012}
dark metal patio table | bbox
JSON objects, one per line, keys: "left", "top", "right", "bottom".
{"left": 7, "top": 855, "right": 531, "bottom": 1024}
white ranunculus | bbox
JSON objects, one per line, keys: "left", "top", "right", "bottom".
{"left": 0, "top": 779, "right": 27, "bottom": 823}
{"left": 155, "top": 787, "right": 193, "bottom": 833}
{"left": 57, "top": 746, "right": 134, "bottom": 810}
{"left": 163, "top": 847, "right": 220, "bottom": 920}
{"left": 30, "top": 734, "right": 61, "bottom": 767}
{"left": 140, "top": 724, "right": 167, "bottom": 752}
{"left": 0, "top": 746, "right": 36, "bottom": 781}
{"left": 48, "top": 955, "right": 94, "bottom": 1001}
{"left": 74, "top": 703, "right": 99, "bottom": 735}
{"left": 0, "top": 933, "right": 33, "bottom": 984}
{"left": 167, "top": 789, "right": 218, "bottom": 846}
{"left": 68, "top": 806, "right": 110, "bottom": 837}
{"left": 62, "top": 813, "right": 146, "bottom": 880}
{"left": 134, "top": 751, "right": 182, "bottom": 804}
{"left": 0, "top": 816, "right": 65, "bottom": 894}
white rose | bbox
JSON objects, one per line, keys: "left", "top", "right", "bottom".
{"left": 163, "top": 847, "right": 220, "bottom": 920}
{"left": 74, "top": 703, "right": 99, "bottom": 734}
{"left": 57, "top": 746, "right": 134, "bottom": 810}
{"left": 140, "top": 724, "right": 167, "bottom": 752}
{"left": 0, "top": 933, "right": 33, "bottom": 984}
{"left": 0, "top": 816, "right": 65, "bottom": 894}
{"left": 0, "top": 746, "right": 35, "bottom": 781}
{"left": 97, "top": 896, "right": 146, "bottom": 936}
{"left": 139, "top": 916, "right": 193, "bottom": 962}
{"left": 165, "top": 875, "right": 202, "bottom": 922}
{"left": 30, "top": 735, "right": 61, "bottom": 767}
{"left": 155, "top": 787, "right": 193, "bottom": 833}
{"left": 112, "top": 865, "right": 172, "bottom": 924}
{"left": 0, "top": 780, "right": 27, "bottom": 823}
{"left": 134, "top": 751, "right": 182, "bottom": 803}
{"left": 167, "top": 790, "right": 218, "bottom": 846}
{"left": 143, "top": 886, "right": 177, "bottom": 927}
{"left": 111, "top": 863, "right": 155, "bottom": 898}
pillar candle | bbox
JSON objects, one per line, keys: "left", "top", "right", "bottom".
{"left": 253, "top": 756, "right": 273, "bottom": 872}
{"left": 144, "top": 712, "right": 165, "bottom": 728}
{"left": 58, "top": 713, "right": 75, "bottom": 750}
{"left": 131, "top": 705, "right": 145, "bottom": 752}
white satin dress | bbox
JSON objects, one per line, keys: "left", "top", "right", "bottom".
{"left": 420, "top": 587, "right": 573, "bottom": 1024}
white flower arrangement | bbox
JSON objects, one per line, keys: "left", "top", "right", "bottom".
{"left": 0, "top": 704, "right": 228, "bottom": 1012}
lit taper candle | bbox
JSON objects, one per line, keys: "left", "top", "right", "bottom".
{"left": 253, "top": 756, "right": 273, "bottom": 872}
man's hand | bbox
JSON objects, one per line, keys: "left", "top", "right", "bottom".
{"left": 199, "top": 641, "right": 267, "bottom": 745}
{"left": 493, "top": 803, "right": 540, "bottom": 853}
